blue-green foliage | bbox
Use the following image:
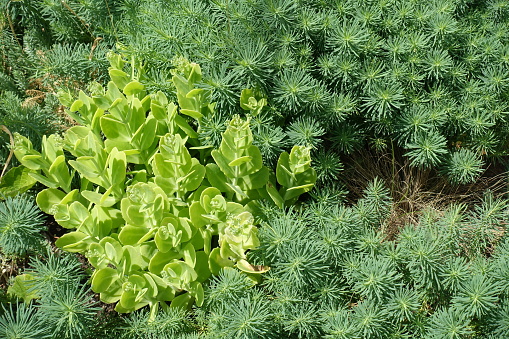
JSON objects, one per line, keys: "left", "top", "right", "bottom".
{"left": 39, "top": 284, "right": 100, "bottom": 339}
{"left": 0, "top": 303, "right": 50, "bottom": 339}
{"left": 3, "top": 178, "right": 508, "bottom": 338}
{"left": 7, "top": 0, "right": 509, "bottom": 185}
{"left": 1, "top": 0, "right": 111, "bottom": 168}
{"left": 20, "top": 249, "right": 100, "bottom": 339}
{"left": 24, "top": 248, "right": 84, "bottom": 297}
{"left": 0, "top": 92, "right": 61, "bottom": 167}
{"left": 2, "top": 248, "right": 102, "bottom": 339}
{"left": 106, "top": 0, "right": 509, "bottom": 184}
{"left": 182, "top": 179, "right": 509, "bottom": 338}
{"left": 3, "top": 0, "right": 509, "bottom": 337}
{"left": 120, "top": 306, "right": 192, "bottom": 339}
{"left": 0, "top": 194, "right": 45, "bottom": 257}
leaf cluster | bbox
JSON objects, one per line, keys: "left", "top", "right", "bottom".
{"left": 12, "top": 54, "right": 316, "bottom": 317}
{"left": 190, "top": 181, "right": 509, "bottom": 338}
{"left": 0, "top": 194, "right": 45, "bottom": 257}
{"left": 108, "top": 0, "right": 509, "bottom": 184}
{"left": 5, "top": 248, "right": 100, "bottom": 339}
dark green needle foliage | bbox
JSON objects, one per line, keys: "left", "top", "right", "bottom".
{"left": 396, "top": 105, "right": 434, "bottom": 146}
{"left": 0, "top": 303, "right": 50, "bottom": 339}
{"left": 328, "top": 20, "right": 369, "bottom": 57}
{"left": 121, "top": 306, "right": 191, "bottom": 339}
{"left": 308, "top": 183, "right": 349, "bottom": 206}
{"left": 0, "top": 195, "right": 45, "bottom": 257}
{"left": 451, "top": 274, "right": 501, "bottom": 318}
{"left": 23, "top": 248, "right": 84, "bottom": 298}
{"left": 253, "top": 125, "right": 288, "bottom": 165}
{"left": 7, "top": 0, "right": 509, "bottom": 336}
{"left": 198, "top": 113, "right": 228, "bottom": 148}
{"left": 0, "top": 92, "right": 61, "bottom": 167}
{"left": 354, "top": 228, "right": 385, "bottom": 256}
{"left": 313, "top": 149, "right": 344, "bottom": 184}
{"left": 470, "top": 256, "right": 492, "bottom": 276}
{"left": 330, "top": 123, "right": 365, "bottom": 154}
{"left": 34, "top": 42, "right": 109, "bottom": 87}
{"left": 7, "top": 0, "right": 509, "bottom": 183}
{"left": 286, "top": 117, "right": 325, "bottom": 149}
{"left": 441, "top": 149, "right": 485, "bottom": 185}
{"left": 39, "top": 284, "right": 100, "bottom": 339}
{"left": 425, "top": 307, "right": 474, "bottom": 339}
{"left": 362, "top": 82, "right": 405, "bottom": 120}
{"left": 405, "top": 132, "right": 448, "bottom": 168}
{"left": 229, "top": 37, "right": 274, "bottom": 89}
{"left": 424, "top": 49, "right": 453, "bottom": 80}
{"left": 327, "top": 92, "right": 357, "bottom": 123}
{"left": 199, "top": 65, "right": 238, "bottom": 114}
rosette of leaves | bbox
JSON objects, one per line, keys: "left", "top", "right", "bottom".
{"left": 0, "top": 194, "right": 46, "bottom": 257}
{"left": 13, "top": 53, "right": 315, "bottom": 318}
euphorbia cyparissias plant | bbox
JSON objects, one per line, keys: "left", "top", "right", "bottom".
{"left": 13, "top": 53, "right": 316, "bottom": 318}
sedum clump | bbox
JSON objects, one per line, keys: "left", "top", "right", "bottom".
{"left": 13, "top": 53, "right": 316, "bottom": 317}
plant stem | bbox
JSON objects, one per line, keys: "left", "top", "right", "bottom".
{"left": 0, "top": 125, "right": 15, "bottom": 179}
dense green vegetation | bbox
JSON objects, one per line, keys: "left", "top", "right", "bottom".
{"left": 1, "top": 0, "right": 509, "bottom": 338}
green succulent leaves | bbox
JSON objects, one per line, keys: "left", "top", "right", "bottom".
{"left": 276, "top": 146, "right": 316, "bottom": 204}
{"left": 14, "top": 54, "right": 314, "bottom": 316}
{"left": 209, "top": 116, "right": 269, "bottom": 199}
{"left": 240, "top": 88, "right": 267, "bottom": 116}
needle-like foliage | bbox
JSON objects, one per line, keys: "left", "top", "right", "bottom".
{"left": 39, "top": 284, "right": 100, "bottom": 339}
{"left": 121, "top": 306, "right": 191, "bottom": 339}
{"left": 0, "top": 303, "right": 50, "bottom": 339}
{"left": 5, "top": 0, "right": 509, "bottom": 184}
{"left": 0, "top": 195, "right": 46, "bottom": 257}
{"left": 23, "top": 248, "right": 84, "bottom": 298}
{"left": 451, "top": 274, "right": 501, "bottom": 318}
{"left": 425, "top": 307, "right": 474, "bottom": 339}
{"left": 5, "top": 0, "right": 509, "bottom": 336}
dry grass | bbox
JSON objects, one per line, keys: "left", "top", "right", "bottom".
{"left": 341, "top": 147, "right": 508, "bottom": 239}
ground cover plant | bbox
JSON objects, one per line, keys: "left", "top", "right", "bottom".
{"left": 3, "top": 0, "right": 509, "bottom": 187}
{"left": 2, "top": 0, "right": 509, "bottom": 338}
{"left": 11, "top": 52, "right": 315, "bottom": 316}
{"left": 115, "top": 0, "right": 509, "bottom": 187}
